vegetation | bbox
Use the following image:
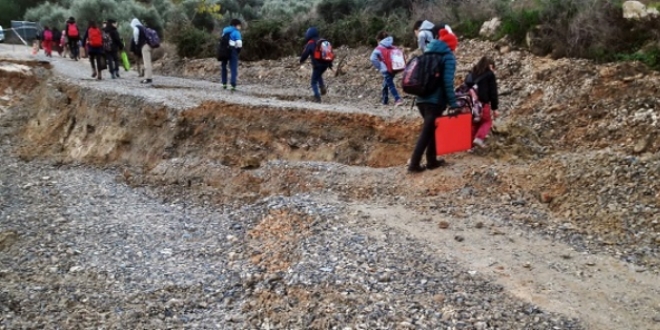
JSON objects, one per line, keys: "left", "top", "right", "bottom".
{"left": 12, "top": 0, "right": 660, "bottom": 69}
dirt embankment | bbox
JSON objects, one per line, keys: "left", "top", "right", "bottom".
{"left": 3, "top": 42, "right": 660, "bottom": 273}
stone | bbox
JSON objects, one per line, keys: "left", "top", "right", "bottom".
{"left": 475, "top": 222, "right": 484, "bottom": 229}
{"left": 623, "top": 1, "right": 658, "bottom": 19}
{"left": 539, "top": 192, "right": 554, "bottom": 204}
{"left": 633, "top": 137, "right": 650, "bottom": 154}
{"left": 454, "top": 235, "right": 465, "bottom": 242}
{"left": 479, "top": 18, "right": 501, "bottom": 38}
{"left": 438, "top": 221, "right": 450, "bottom": 229}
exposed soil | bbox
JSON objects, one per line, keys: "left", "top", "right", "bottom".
{"left": 1, "top": 42, "right": 659, "bottom": 330}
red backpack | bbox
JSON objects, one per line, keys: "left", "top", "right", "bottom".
{"left": 43, "top": 30, "right": 53, "bottom": 41}
{"left": 377, "top": 46, "right": 406, "bottom": 74}
{"left": 309, "top": 39, "right": 335, "bottom": 63}
{"left": 67, "top": 23, "right": 79, "bottom": 38}
{"left": 88, "top": 27, "right": 103, "bottom": 47}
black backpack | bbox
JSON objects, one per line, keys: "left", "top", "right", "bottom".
{"left": 216, "top": 33, "right": 230, "bottom": 61}
{"left": 402, "top": 52, "right": 446, "bottom": 97}
{"left": 102, "top": 30, "right": 113, "bottom": 52}
{"left": 423, "top": 22, "right": 446, "bottom": 43}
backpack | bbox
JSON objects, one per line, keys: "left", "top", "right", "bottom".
{"left": 402, "top": 53, "right": 445, "bottom": 96}
{"left": 311, "top": 39, "right": 335, "bottom": 62}
{"left": 423, "top": 22, "right": 447, "bottom": 44}
{"left": 216, "top": 33, "right": 231, "bottom": 61}
{"left": 43, "top": 30, "right": 53, "bottom": 42}
{"left": 88, "top": 27, "right": 103, "bottom": 47}
{"left": 143, "top": 27, "right": 160, "bottom": 48}
{"left": 377, "top": 46, "right": 406, "bottom": 74}
{"left": 455, "top": 73, "right": 488, "bottom": 122}
{"left": 68, "top": 23, "right": 79, "bottom": 38}
{"left": 102, "top": 30, "right": 113, "bottom": 52}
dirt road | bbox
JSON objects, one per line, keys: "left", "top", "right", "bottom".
{"left": 1, "top": 44, "right": 659, "bottom": 329}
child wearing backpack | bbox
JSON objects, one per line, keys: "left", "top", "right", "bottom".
{"left": 370, "top": 31, "right": 404, "bottom": 106}
{"left": 83, "top": 20, "right": 106, "bottom": 80}
{"left": 219, "top": 19, "right": 243, "bottom": 91}
{"left": 467, "top": 56, "right": 499, "bottom": 148}
{"left": 65, "top": 17, "right": 80, "bottom": 61}
{"left": 300, "top": 27, "right": 333, "bottom": 103}
{"left": 42, "top": 26, "right": 53, "bottom": 57}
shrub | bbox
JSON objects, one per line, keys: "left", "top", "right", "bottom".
{"left": 316, "top": 0, "right": 361, "bottom": 23}
{"left": 169, "top": 20, "right": 216, "bottom": 58}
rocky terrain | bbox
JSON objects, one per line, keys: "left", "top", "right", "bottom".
{"left": 0, "top": 40, "right": 659, "bottom": 330}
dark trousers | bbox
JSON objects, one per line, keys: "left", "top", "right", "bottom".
{"left": 68, "top": 37, "right": 79, "bottom": 59}
{"left": 105, "top": 51, "right": 120, "bottom": 74}
{"left": 410, "top": 103, "right": 445, "bottom": 167}
{"left": 221, "top": 49, "right": 239, "bottom": 87}
{"left": 311, "top": 66, "right": 328, "bottom": 98}
{"left": 89, "top": 53, "right": 104, "bottom": 74}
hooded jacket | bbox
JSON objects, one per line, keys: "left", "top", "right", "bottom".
{"left": 300, "top": 27, "right": 331, "bottom": 68}
{"left": 130, "top": 19, "right": 145, "bottom": 49}
{"left": 416, "top": 40, "right": 458, "bottom": 107}
{"left": 221, "top": 25, "right": 243, "bottom": 49}
{"left": 417, "top": 20, "right": 435, "bottom": 52}
{"left": 467, "top": 70, "right": 499, "bottom": 110}
{"left": 370, "top": 36, "right": 394, "bottom": 74}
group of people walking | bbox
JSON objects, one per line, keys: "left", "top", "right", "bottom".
{"left": 41, "top": 16, "right": 498, "bottom": 173}
{"left": 218, "top": 19, "right": 498, "bottom": 174}
{"left": 41, "top": 17, "right": 155, "bottom": 83}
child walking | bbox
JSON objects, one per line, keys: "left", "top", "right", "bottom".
{"left": 468, "top": 56, "right": 499, "bottom": 148}
{"left": 42, "top": 26, "right": 54, "bottom": 57}
{"left": 300, "top": 27, "right": 333, "bottom": 103}
{"left": 370, "top": 31, "right": 404, "bottom": 106}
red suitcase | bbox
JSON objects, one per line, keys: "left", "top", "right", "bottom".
{"left": 435, "top": 113, "right": 473, "bottom": 155}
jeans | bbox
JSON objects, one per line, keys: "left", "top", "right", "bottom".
{"left": 381, "top": 73, "right": 401, "bottom": 104}
{"left": 221, "top": 49, "right": 239, "bottom": 87}
{"left": 105, "top": 50, "right": 120, "bottom": 75}
{"left": 409, "top": 103, "right": 445, "bottom": 168}
{"left": 473, "top": 103, "right": 493, "bottom": 140}
{"left": 311, "top": 66, "right": 328, "bottom": 98}
{"left": 68, "top": 37, "right": 79, "bottom": 59}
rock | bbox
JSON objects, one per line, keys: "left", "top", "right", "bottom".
{"left": 623, "top": 1, "right": 659, "bottom": 19}
{"left": 0, "top": 231, "right": 18, "bottom": 251}
{"left": 479, "top": 18, "right": 502, "bottom": 38}
{"left": 652, "top": 315, "right": 660, "bottom": 322}
{"left": 475, "top": 222, "right": 484, "bottom": 229}
{"left": 539, "top": 192, "right": 554, "bottom": 204}
{"left": 523, "top": 262, "right": 532, "bottom": 269}
{"left": 240, "top": 156, "right": 261, "bottom": 170}
{"left": 633, "top": 137, "right": 650, "bottom": 154}
{"left": 454, "top": 235, "right": 465, "bottom": 242}
{"left": 438, "top": 221, "right": 450, "bottom": 229}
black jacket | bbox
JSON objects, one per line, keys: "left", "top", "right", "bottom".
{"left": 468, "top": 70, "right": 499, "bottom": 111}
{"left": 104, "top": 25, "right": 123, "bottom": 52}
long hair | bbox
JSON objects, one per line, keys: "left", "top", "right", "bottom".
{"left": 471, "top": 56, "right": 495, "bottom": 77}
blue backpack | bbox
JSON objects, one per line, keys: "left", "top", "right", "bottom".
{"left": 143, "top": 27, "right": 160, "bottom": 48}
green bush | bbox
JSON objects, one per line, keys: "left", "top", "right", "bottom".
{"left": 497, "top": 9, "right": 541, "bottom": 43}
{"left": 170, "top": 21, "right": 216, "bottom": 58}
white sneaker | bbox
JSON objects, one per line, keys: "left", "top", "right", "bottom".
{"left": 473, "top": 138, "right": 486, "bottom": 148}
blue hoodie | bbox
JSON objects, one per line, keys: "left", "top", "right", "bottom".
{"left": 370, "top": 36, "right": 394, "bottom": 74}
{"left": 416, "top": 39, "right": 458, "bottom": 107}
{"left": 300, "top": 27, "right": 330, "bottom": 68}
{"left": 221, "top": 25, "right": 242, "bottom": 48}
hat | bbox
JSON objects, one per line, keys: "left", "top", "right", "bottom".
{"left": 439, "top": 29, "right": 458, "bottom": 52}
